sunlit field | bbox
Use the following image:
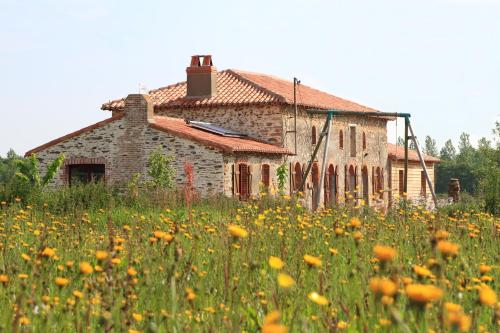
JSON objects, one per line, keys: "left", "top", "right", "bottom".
{"left": 0, "top": 197, "right": 498, "bottom": 332}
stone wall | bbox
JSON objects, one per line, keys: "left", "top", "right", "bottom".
{"left": 156, "top": 105, "right": 284, "bottom": 145}
{"left": 34, "top": 94, "right": 226, "bottom": 196}
{"left": 222, "top": 154, "right": 285, "bottom": 197}
{"left": 282, "top": 106, "right": 389, "bottom": 208}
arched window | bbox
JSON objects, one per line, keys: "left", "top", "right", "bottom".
{"left": 362, "top": 132, "right": 366, "bottom": 150}
{"left": 339, "top": 130, "right": 344, "bottom": 149}
{"left": 312, "top": 126, "right": 317, "bottom": 145}
{"left": 261, "top": 164, "right": 270, "bottom": 188}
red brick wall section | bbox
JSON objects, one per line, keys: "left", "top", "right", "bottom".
{"left": 112, "top": 94, "right": 154, "bottom": 185}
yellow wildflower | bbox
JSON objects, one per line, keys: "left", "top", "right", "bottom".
{"left": 95, "top": 251, "right": 109, "bottom": 261}
{"left": 303, "top": 255, "right": 322, "bottom": 267}
{"left": 478, "top": 284, "right": 497, "bottom": 306}
{"left": 373, "top": 245, "right": 397, "bottom": 262}
{"left": 268, "top": 256, "right": 284, "bottom": 270}
{"left": 55, "top": 277, "right": 70, "bottom": 287}
{"left": 307, "top": 292, "right": 328, "bottom": 305}
{"left": 405, "top": 284, "right": 443, "bottom": 304}
{"left": 79, "top": 262, "right": 93, "bottom": 275}
{"left": 228, "top": 225, "right": 248, "bottom": 238}
{"left": 437, "top": 241, "right": 459, "bottom": 257}
{"left": 277, "top": 273, "right": 295, "bottom": 288}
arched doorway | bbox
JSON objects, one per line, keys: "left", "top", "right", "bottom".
{"left": 362, "top": 166, "right": 369, "bottom": 204}
{"left": 348, "top": 165, "right": 356, "bottom": 201}
{"left": 294, "top": 162, "right": 302, "bottom": 192}
{"left": 326, "top": 164, "right": 337, "bottom": 207}
{"left": 312, "top": 162, "right": 319, "bottom": 210}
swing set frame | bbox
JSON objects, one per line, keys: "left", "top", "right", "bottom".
{"left": 299, "top": 109, "right": 438, "bottom": 210}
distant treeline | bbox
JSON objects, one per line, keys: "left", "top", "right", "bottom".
{"left": 398, "top": 121, "right": 499, "bottom": 214}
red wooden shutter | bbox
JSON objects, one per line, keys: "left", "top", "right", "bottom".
{"left": 261, "top": 164, "right": 270, "bottom": 188}
{"left": 247, "top": 164, "right": 253, "bottom": 196}
{"left": 239, "top": 164, "right": 247, "bottom": 199}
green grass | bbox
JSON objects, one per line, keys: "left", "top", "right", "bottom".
{"left": 0, "top": 197, "right": 498, "bottom": 332}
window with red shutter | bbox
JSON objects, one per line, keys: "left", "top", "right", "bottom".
{"left": 261, "top": 164, "right": 270, "bottom": 188}
{"left": 239, "top": 163, "right": 249, "bottom": 200}
{"left": 312, "top": 126, "right": 317, "bottom": 145}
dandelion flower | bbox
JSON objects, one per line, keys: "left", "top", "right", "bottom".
{"left": 478, "top": 284, "right": 497, "bottom": 306}
{"left": 132, "top": 313, "right": 143, "bottom": 322}
{"left": 349, "top": 217, "right": 362, "bottom": 228}
{"left": 479, "top": 264, "right": 491, "bottom": 275}
{"left": 228, "top": 225, "right": 248, "bottom": 238}
{"left": 373, "top": 245, "right": 397, "bottom": 262}
{"left": 262, "top": 310, "right": 288, "bottom": 333}
{"left": 437, "top": 241, "right": 459, "bottom": 257}
{"left": 337, "top": 321, "right": 348, "bottom": 330}
{"left": 95, "top": 251, "right": 109, "bottom": 261}
{"left": 79, "top": 262, "right": 93, "bottom": 275}
{"left": 413, "top": 265, "right": 432, "bottom": 278}
{"left": 55, "top": 277, "right": 70, "bottom": 287}
{"left": 303, "top": 255, "right": 322, "bottom": 267}
{"left": 268, "top": 256, "right": 284, "bottom": 270}
{"left": 127, "top": 267, "right": 138, "bottom": 277}
{"left": 41, "top": 247, "right": 56, "bottom": 258}
{"left": 370, "top": 277, "right": 397, "bottom": 296}
{"left": 277, "top": 273, "right": 295, "bottom": 288}
{"left": 405, "top": 284, "right": 443, "bottom": 304}
{"left": 308, "top": 292, "right": 328, "bottom": 305}
{"left": 0, "top": 274, "right": 8, "bottom": 284}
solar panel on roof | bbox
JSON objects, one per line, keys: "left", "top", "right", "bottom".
{"left": 188, "top": 121, "right": 248, "bottom": 138}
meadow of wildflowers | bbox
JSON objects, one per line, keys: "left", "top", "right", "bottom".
{"left": 0, "top": 197, "right": 498, "bottom": 332}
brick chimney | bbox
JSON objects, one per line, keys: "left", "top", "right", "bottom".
{"left": 124, "top": 94, "right": 154, "bottom": 123}
{"left": 186, "top": 55, "right": 217, "bottom": 98}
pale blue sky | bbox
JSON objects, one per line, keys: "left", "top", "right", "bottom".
{"left": 1, "top": 0, "right": 499, "bottom": 156}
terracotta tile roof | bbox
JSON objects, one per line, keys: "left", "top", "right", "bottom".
{"left": 25, "top": 115, "right": 124, "bottom": 156}
{"left": 26, "top": 115, "right": 290, "bottom": 156}
{"left": 102, "top": 69, "right": 378, "bottom": 112}
{"left": 150, "top": 117, "right": 291, "bottom": 155}
{"left": 387, "top": 143, "right": 440, "bottom": 163}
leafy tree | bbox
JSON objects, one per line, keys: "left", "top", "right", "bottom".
{"left": 457, "top": 132, "right": 474, "bottom": 162}
{"left": 0, "top": 149, "right": 20, "bottom": 184}
{"left": 276, "top": 163, "right": 288, "bottom": 195}
{"left": 396, "top": 136, "right": 416, "bottom": 150}
{"left": 15, "top": 153, "right": 65, "bottom": 188}
{"left": 147, "top": 145, "right": 175, "bottom": 189}
{"left": 440, "top": 140, "right": 456, "bottom": 161}
{"left": 424, "top": 136, "right": 438, "bottom": 157}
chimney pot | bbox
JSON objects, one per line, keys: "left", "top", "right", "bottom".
{"left": 186, "top": 55, "right": 217, "bottom": 99}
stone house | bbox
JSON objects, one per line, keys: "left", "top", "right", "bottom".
{"left": 26, "top": 55, "right": 438, "bottom": 208}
